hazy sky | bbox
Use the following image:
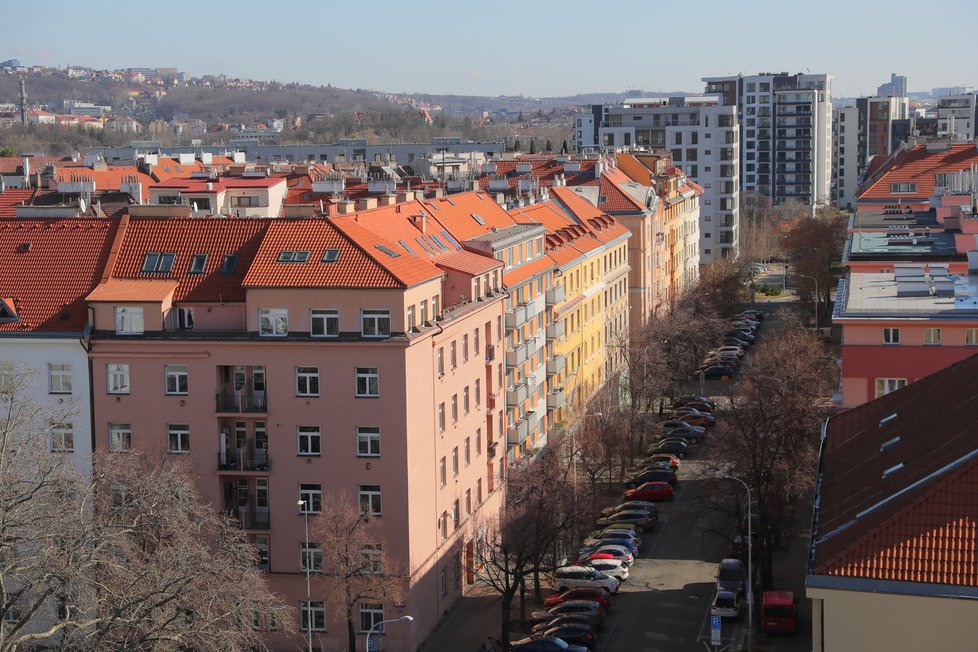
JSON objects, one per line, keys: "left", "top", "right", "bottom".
{"left": 3, "top": 0, "right": 974, "bottom": 98}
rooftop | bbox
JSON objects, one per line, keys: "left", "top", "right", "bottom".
{"left": 837, "top": 269, "right": 978, "bottom": 319}
{"left": 858, "top": 143, "right": 978, "bottom": 202}
{"left": 849, "top": 208, "right": 937, "bottom": 230}
{"left": 845, "top": 230, "right": 961, "bottom": 261}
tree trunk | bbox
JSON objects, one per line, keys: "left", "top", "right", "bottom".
{"left": 533, "top": 568, "right": 543, "bottom": 602}
{"left": 347, "top": 611, "right": 357, "bottom": 652}
{"left": 519, "top": 578, "right": 526, "bottom": 622}
{"left": 500, "top": 591, "right": 514, "bottom": 646}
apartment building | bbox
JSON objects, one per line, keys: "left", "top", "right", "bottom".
{"left": 147, "top": 176, "right": 288, "bottom": 218}
{"left": 935, "top": 93, "right": 978, "bottom": 142}
{"left": 703, "top": 72, "right": 832, "bottom": 209}
{"left": 833, "top": 97, "right": 909, "bottom": 209}
{"left": 574, "top": 97, "right": 739, "bottom": 262}
{"left": 856, "top": 142, "right": 978, "bottom": 210}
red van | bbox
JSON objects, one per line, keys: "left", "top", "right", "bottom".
{"left": 761, "top": 590, "right": 797, "bottom": 634}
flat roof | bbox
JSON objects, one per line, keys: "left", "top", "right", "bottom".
{"left": 846, "top": 231, "right": 961, "bottom": 260}
{"left": 850, "top": 209, "right": 938, "bottom": 230}
{"left": 839, "top": 271, "right": 978, "bottom": 318}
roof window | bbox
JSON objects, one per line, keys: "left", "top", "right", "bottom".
{"left": 441, "top": 230, "right": 463, "bottom": 250}
{"left": 0, "top": 299, "right": 17, "bottom": 323}
{"left": 277, "top": 251, "right": 311, "bottom": 263}
{"left": 880, "top": 436, "right": 901, "bottom": 452}
{"left": 141, "top": 252, "right": 176, "bottom": 273}
{"left": 415, "top": 237, "right": 435, "bottom": 255}
{"left": 219, "top": 253, "right": 239, "bottom": 275}
{"left": 471, "top": 213, "right": 486, "bottom": 225}
{"left": 188, "top": 253, "right": 208, "bottom": 275}
{"left": 882, "top": 462, "right": 904, "bottom": 478}
{"left": 375, "top": 244, "right": 401, "bottom": 258}
{"left": 879, "top": 413, "right": 898, "bottom": 427}
{"left": 398, "top": 240, "right": 416, "bottom": 256}
{"left": 322, "top": 249, "right": 341, "bottom": 263}
{"left": 430, "top": 235, "right": 450, "bottom": 252}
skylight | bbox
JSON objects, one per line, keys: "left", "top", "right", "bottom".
{"left": 879, "top": 413, "right": 898, "bottom": 427}
{"left": 415, "top": 237, "right": 435, "bottom": 255}
{"left": 141, "top": 252, "right": 176, "bottom": 273}
{"left": 322, "top": 249, "right": 341, "bottom": 263}
{"left": 277, "top": 251, "right": 311, "bottom": 263}
{"left": 471, "top": 213, "right": 485, "bottom": 225}
{"left": 188, "top": 253, "right": 208, "bottom": 275}
{"left": 398, "top": 240, "right": 416, "bottom": 256}
{"left": 441, "top": 230, "right": 463, "bottom": 250}
{"left": 880, "top": 436, "right": 901, "bottom": 452}
{"left": 375, "top": 244, "right": 400, "bottom": 258}
{"left": 219, "top": 253, "right": 239, "bottom": 274}
{"left": 882, "top": 462, "right": 905, "bottom": 478}
{"left": 446, "top": 198, "right": 456, "bottom": 206}
{"left": 430, "top": 235, "right": 450, "bottom": 252}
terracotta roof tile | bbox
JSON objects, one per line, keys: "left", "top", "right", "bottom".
{"left": 55, "top": 167, "right": 155, "bottom": 202}
{"left": 0, "top": 218, "right": 119, "bottom": 332}
{"left": 859, "top": 144, "right": 978, "bottom": 202}
{"left": 87, "top": 278, "right": 179, "bottom": 302}
{"left": 0, "top": 189, "right": 36, "bottom": 218}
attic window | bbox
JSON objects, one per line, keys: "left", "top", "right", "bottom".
{"left": 141, "top": 252, "right": 176, "bottom": 273}
{"left": 162, "top": 165, "right": 171, "bottom": 172}
{"left": 219, "top": 253, "right": 239, "bottom": 275}
{"left": 322, "top": 249, "right": 341, "bottom": 263}
{"left": 375, "top": 244, "right": 401, "bottom": 258}
{"left": 879, "top": 413, "right": 898, "bottom": 427}
{"left": 880, "top": 436, "right": 901, "bottom": 452}
{"left": 882, "top": 462, "right": 905, "bottom": 478}
{"left": 20, "top": 243, "right": 30, "bottom": 252}
{"left": 277, "top": 251, "right": 311, "bottom": 263}
{"left": 471, "top": 213, "right": 485, "bottom": 225}
{"left": 398, "top": 240, "right": 416, "bottom": 256}
{"left": 188, "top": 253, "right": 208, "bottom": 275}
{"left": 599, "top": 196, "right": 608, "bottom": 204}
{"left": 415, "top": 237, "right": 435, "bottom": 255}
{"left": 0, "top": 300, "right": 17, "bottom": 323}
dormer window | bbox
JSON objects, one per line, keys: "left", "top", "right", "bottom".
{"left": 188, "top": 253, "right": 208, "bottom": 275}
{"left": 277, "top": 251, "right": 310, "bottom": 263}
{"left": 0, "top": 298, "right": 17, "bottom": 323}
{"left": 141, "top": 252, "right": 176, "bottom": 273}
{"left": 220, "top": 253, "right": 239, "bottom": 275}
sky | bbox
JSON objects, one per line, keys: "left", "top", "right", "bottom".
{"left": 3, "top": 0, "right": 975, "bottom": 99}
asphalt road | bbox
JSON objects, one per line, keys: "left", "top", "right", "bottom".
{"left": 595, "top": 461, "right": 746, "bottom": 652}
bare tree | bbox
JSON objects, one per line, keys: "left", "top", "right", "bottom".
{"left": 785, "top": 205, "right": 847, "bottom": 327}
{"left": 313, "top": 494, "right": 404, "bottom": 652}
{"left": 738, "top": 191, "right": 787, "bottom": 264}
{"left": 693, "top": 259, "right": 750, "bottom": 318}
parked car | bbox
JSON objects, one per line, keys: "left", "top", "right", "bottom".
{"left": 552, "top": 566, "right": 620, "bottom": 594}
{"left": 587, "top": 558, "right": 629, "bottom": 582}
{"left": 761, "top": 590, "right": 798, "bottom": 634}
{"left": 701, "top": 365, "right": 734, "bottom": 380}
{"left": 729, "top": 534, "right": 754, "bottom": 562}
{"left": 642, "top": 454, "right": 681, "bottom": 471}
{"left": 727, "top": 329, "right": 756, "bottom": 343}
{"left": 724, "top": 335, "right": 752, "bottom": 348}
{"left": 595, "top": 511, "right": 655, "bottom": 533}
{"left": 590, "top": 544, "right": 634, "bottom": 565}
{"left": 716, "top": 345, "right": 745, "bottom": 357}
{"left": 669, "top": 410, "right": 715, "bottom": 428}
{"left": 650, "top": 440, "right": 690, "bottom": 458}
{"left": 623, "top": 468, "right": 677, "bottom": 489}
{"left": 740, "top": 309, "right": 765, "bottom": 321}
{"left": 589, "top": 522, "right": 638, "bottom": 537}
{"left": 582, "top": 536, "right": 637, "bottom": 554}
{"left": 510, "top": 635, "right": 589, "bottom": 652}
{"left": 711, "top": 590, "right": 742, "bottom": 618}
{"left": 531, "top": 616, "right": 595, "bottom": 635}
{"left": 716, "top": 558, "right": 746, "bottom": 593}
{"left": 660, "top": 421, "right": 706, "bottom": 436}
{"left": 673, "top": 395, "right": 718, "bottom": 410}
{"left": 530, "top": 601, "right": 604, "bottom": 629}
{"left": 730, "top": 321, "right": 758, "bottom": 333}
{"left": 624, "top": 481, "right": 675, "bottom": 502}
{"left": 541, "top": 626, "right": 596, "bottom": 650}
{"left": 654, "top": 436, "right": 700, "bottom": 451}
{"left": 544, "top": 587, "right": 612, "bottom": 610}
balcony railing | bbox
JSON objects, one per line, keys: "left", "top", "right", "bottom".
{"left": 547, "top": 389, "right": 566, "bottom": 410}
{"left": 545, "top": 285, "right": 566, "bottom": 305}
{"left": 216, "top": 393, "right": 267, "bottom": 413}
{"left": 228, "top": 507, "right": 270, "bottom": 531}
{"left": 218, "top": 450, "right": 271, "bottom": 472}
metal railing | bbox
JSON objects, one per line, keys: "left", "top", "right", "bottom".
{"left": 215, "top": 393, "right": 267, "bottom": 413}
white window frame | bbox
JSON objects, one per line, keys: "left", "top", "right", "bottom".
{"left": 48, "top": 363, "right": 72, "bottom": 394}
{"left": 361, "top": 309, "right": 391, "bottom": 338}
{"left": 924, "top": 327, "right": 942, "bottom": 345}
{"left": 297, "top": 426, "right": 321, "bottom": 456}
{"left": 299, "top": 484, "right": 322, "bottom": 514}
{"left": 968, "top": 328, "right": 978, "bottom": 345}
{"left": 51, "top": 423, "right": 74, "bottom": 452}
{"left": 296, "top": 367, "right": 320, "bottom": 397}
{"left": 875, "top": 378, "right": 907, "bottom": 398}
{"left": 463, "top": 386, "right": 470, "bottom": 415}
{"left": 310, "top": 309, "right": 339, "bottom": 337}
{"left": 358, "top": 603, "right": 385, "bottom": 633}
{"left": 450, "top": 341, "right": 457, "bottom": 369}
{"left": 258, "top": 308, "right": 288, "bottom": 337}
{"left": 114, "top": 306, "right": 144, "bottom": 334}
{"left": 358, "top": 484, "right": 382, "bottom": 517}
{"left": 883, "top": 327, "right": 900, "bottom": 345}
{"left": 106, "top": 363, "right": 130, "bottom": 394}
{"left": 300, "top": 601, "right": 325, "bottom": 632}
{"left": 164, "top": 364, "right": 189, "bottom": 395}
{"left": 167, "top": 423, "right": 191, "bottom": 453}
{"left": 300, "top": 542, "right": 323, "bottom": 573}
{"left": 108, "top": 423, "right": 132, "bottom": 452}
{"left": 462, "top": 334, "right": 469, "bottom": 362}
{"left": 438, "top": 403, "right": 446, "bottom": 432}
{"left": 357, "top": 426, "right": 381, "bottom": 457}
{"left": 361, "top": 544, "right": 383, "bottom": 574}
{"left": 355, "top": 367, "right": 379, "bottom": 397}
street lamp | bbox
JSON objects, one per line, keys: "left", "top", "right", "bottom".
{"left": 366, "top": 615, "right": 414, "bottom": 652}
{"left": 298, "top": 499, "right": 312, "bottom": 652}
{"left": 797, "top": 273, "right": 819, "bottom": 330}
{"left": 718, "top": 473, "right": 754, "bottom": 652}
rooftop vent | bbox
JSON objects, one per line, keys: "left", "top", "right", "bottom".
{"left": 882, "top": 462, "right": 905, "bottom": 478}
{"left": 20, "top": 242, "right": 30, "bottom": 252}
{"left": 880, "top": 436, "right": 901, "bottom": 452}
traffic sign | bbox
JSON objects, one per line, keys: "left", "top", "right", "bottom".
{"left": 367, "top": 637, "right": 376, "bottom": 652}
{"left": 710, "top": 615, "right": 721, "bottom": 646}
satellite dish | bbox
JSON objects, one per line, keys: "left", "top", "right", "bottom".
{"left": 78, "top": 196, "right": 88, "bottom": 214}
{"left": 192, "top": 201, "right": 198, "bottom": 212}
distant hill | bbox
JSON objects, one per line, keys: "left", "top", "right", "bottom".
{"left": 404, "top": 90, "right": 695, "bottom": 115}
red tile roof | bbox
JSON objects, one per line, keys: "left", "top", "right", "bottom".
{"left": 858, "top": 144, "right": 978, "bottom": 202}
{"left": 87, "top": 278, "right": 179, "bottom": 302}
{"left": 55, "top": 167, "right": 155, "bottom": 202}
{"left": 0, "top": 189, "right": 37, "bottom": 218}
{"left": 813, "top": 353, "right": 978, "bottom": 586}
{"left": 0, "top": 219, "right": 120, "bottom": 332}
{"left": 107, "top": 218, "right": 268, "bottom": 302}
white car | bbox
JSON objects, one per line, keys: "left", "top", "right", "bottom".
{"left": 592, "top": 544, "right": 634, "bottom": 565}
{"left": 711, "top": 590, "right": 742, "bottom": 618}
{"left": 552, "top": 565, "right": 620, "bottom": 594}
{"left": 587, "top": 558, "right": 629, "bottom": 582}
{"left": 715, "top": 346, "right": 745, "bottom": 357}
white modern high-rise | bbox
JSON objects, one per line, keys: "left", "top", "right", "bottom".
{"left": 832, "top": 96, "right": 909, "bottom": 209}
{"left": 935, "top": 94, "right": 978, "bottom": 142}
{"left": 574, "top": 96, "right": 740, "bottom": 262}
{"left": 702, "top": 72, "right": 833, "bottom": 209}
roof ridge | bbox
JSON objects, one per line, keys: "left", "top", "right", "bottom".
{"left": 327, "top": 217, "right": 411, "bottom": 288}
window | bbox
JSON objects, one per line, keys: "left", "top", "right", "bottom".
{"left": 48, "top": 363, "right": 72, "bottom": 394}
{"left": 437, "top": 348, "right": 445, "bottom": 375}
{"left": 924, "top": 328, "right": 942, "bottom": 345}
{"left": 107, "top": 363, "right": 130, "bottom": 394}
{"left": 477, "top": 478, "right": 483, "bottom": 505}
{"left": 890, "top": 182, "right": 917, "bottom": 193}
{"left": 298, "top": 426, "right": 321, "bottom": 456}
{"left": 258, "top": 309, "right": 288, "bottom": 337}
{"left": 473, "top": 329, "right": 480, "bottom": 357}
{"left": 452, "top": 500, "right": 460, "bottom": 529}
{"left": 440, "top": 457, "right": 447, "bottom": 487}
{"left": 299, "top": 484, "right": 322, "bottom": 513}
{"left": 475, "top": 379, "right": 482, "bottom": 407}
{"left": 51, "top": 423, "right": 74, "bottom": 452}
{"left": 114, "top": 307, "right": 144, "bottom": 334}
{"left": 167, "top": 424, "right": 190, "bottom": 453}
{"left": 875, "top": 378, "right": 907, "bottom": 398}
{"left": 357, "top": 426, "right": 381, "bottom": 457}
{"left": 462, "top": 335, "right": 469, "bottom": 362}
{"left": 296, "top": 367, "right": 320, "bottom": 396}
{"left": 463, "top": 387, "right": 470, "bottom": 414}
{"left": 476, "top": 428, "right": 482, "bottom": 455}
{"left": 883, "top": 327, "right": 900, "bottom": 344}
{"left": 220, "top": 253, "right": 239, "bottom": 274}
{"left": 300, "top": 542, "right": 323, "bottom": 572}
{"left": 465, "top": 488, "right": 472, "bottom": 515}
{"left": 164, "top": 364, "right": 189, "bottom": 395}
{"left": 438, "top": 403, "right": 446, "bottom": 432}
{"left": 355, "top": 367, "right": 380, "bottom": 397}
{"left": 452, "top": 447, "right": 459, "bottom": 476}
{"left": 359, "top": 603, "right": 384, "bottom": 633}
{"left": 177, "top": 307, "right": 194, "bottom": 330}
{"left": 188, "top": 253, "right": 208, "bottom": 274}
{"left": 300, "top": 601, "right": 325, "bottom": 632}
{"left": 276, "top": 250, "right": 310, "bottom": 263}
{"left": 109, "top": 423, "right": 132, "bottom": 452}
{"left": 310, "top": 309, "right": 339, "bottom": 337}
{"left": 322, "top": 248, "right": 341, "bottom": 263}
{"left": 451, "top": 395, "right": 458, "bottom": 423}
{"left": 359, "top": 485, "right": 382, "bottom": 516}
{"left": 464, "top": 437, "right": 471, "bottom": 466}
{"left": 450, "top": 341, "right": 457, "bottom": 369}
{"left": 231, "top": 195, "right": 260, "bottom": 208}
{"left": 361, "top": 310, "right": 391, "bottom": 337}
{"left": 254, "top": 535, "right": 270, "bottom": 571}
{"left": 141, "top": 252, "right": 176, "bottom": 273}
{"left": 967, "top": 328, "right": 978, "bottom": 345}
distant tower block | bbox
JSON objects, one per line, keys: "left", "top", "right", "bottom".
{"left": 19, "top": 78, "right": 27, "bottom": 125}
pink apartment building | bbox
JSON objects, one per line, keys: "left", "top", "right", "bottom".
{"left": 87, "top": 212, "right": 507, "bottom": 651}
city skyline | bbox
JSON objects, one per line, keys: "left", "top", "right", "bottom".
{"left": 3, "top": 0, "right": 975, "bottom": 99}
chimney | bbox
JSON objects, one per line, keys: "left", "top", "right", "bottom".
{"left": 358, "top": 197, "right": 378, "bottom": 211}
{"left": 397, "top": 190, "right": 415, "bottom": 202}
{"left": 336, "top": 200, "right": 356, "bottom": 215}
{"left": 431, "top": 187, "right": 445, "bottom": 198}
{"left": 378, "top": 194, "right": 396, "bottom": 207}
{"left": 411, "top": 213, "right": 427, "bottom": 234}
{"left": 22, "top": 157, "right": 29, "bottom": 185}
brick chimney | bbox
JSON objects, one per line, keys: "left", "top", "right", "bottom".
{"left": 336, "top": 200, "right": 356, "bottom": 215}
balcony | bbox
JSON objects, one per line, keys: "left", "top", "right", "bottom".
{"left": 547, "top": 389, "right": 566, "bottom": 410}
{"left": 546, "top": 285, "right": 566, "bottom": 305}
{"left": 546, "top": 320, "right": 565, "bottom": 340}
{"left": 507, "top": 418, "right": 529, "bottom": 445}
{"left": 506, "top": 341, "right": 529, "bottom": 368}
{"left": 487, "top": 440, "right": 499, "bottom": 459}
{"left": 506, "top": 381, "right": 529, "bottom": 407}
{"left": 546, "top": 354, "right": 566, "bottom": 376}
{"left": 485, "top": 344, "right": 496, "bottom": 363}
{"left": 505, "top": 304, "right": 528, "bottom": 328}
{"left": 228, "top": 507, "right": 270, "bottom": 531}
{"left": 218, "top": 450, "right": 271, "bottom": 472}
{"left": 215, "top": 393, "right": 267, "bottom": 413}
{"left": 487, "top": 394, "right": 496, "bottom": 410}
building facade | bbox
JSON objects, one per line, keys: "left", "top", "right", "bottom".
{"left": 832, "top": 96, "right": 909, "bottom": 209}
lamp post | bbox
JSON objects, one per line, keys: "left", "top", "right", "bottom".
{"left": 718, "top": 473, "right": 754, "bottom": 652}
{"left": 297, "top": 499, "right": 312, "bottom": 652}
{"left": 366, "top": 615, "right": 414, "bottom": 652}
{"left": 798, "top": 273, "right": 819, "bottom": 331}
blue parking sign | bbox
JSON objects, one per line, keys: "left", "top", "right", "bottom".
{"left": 710, "top": 615, "right": 721, "bottom": 645}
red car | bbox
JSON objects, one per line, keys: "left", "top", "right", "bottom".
{"left": 543, "top": 587, "right": 612, "bottom": 610}
{"left": 624, "top": 481, "right": 675, "bottom": 502}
